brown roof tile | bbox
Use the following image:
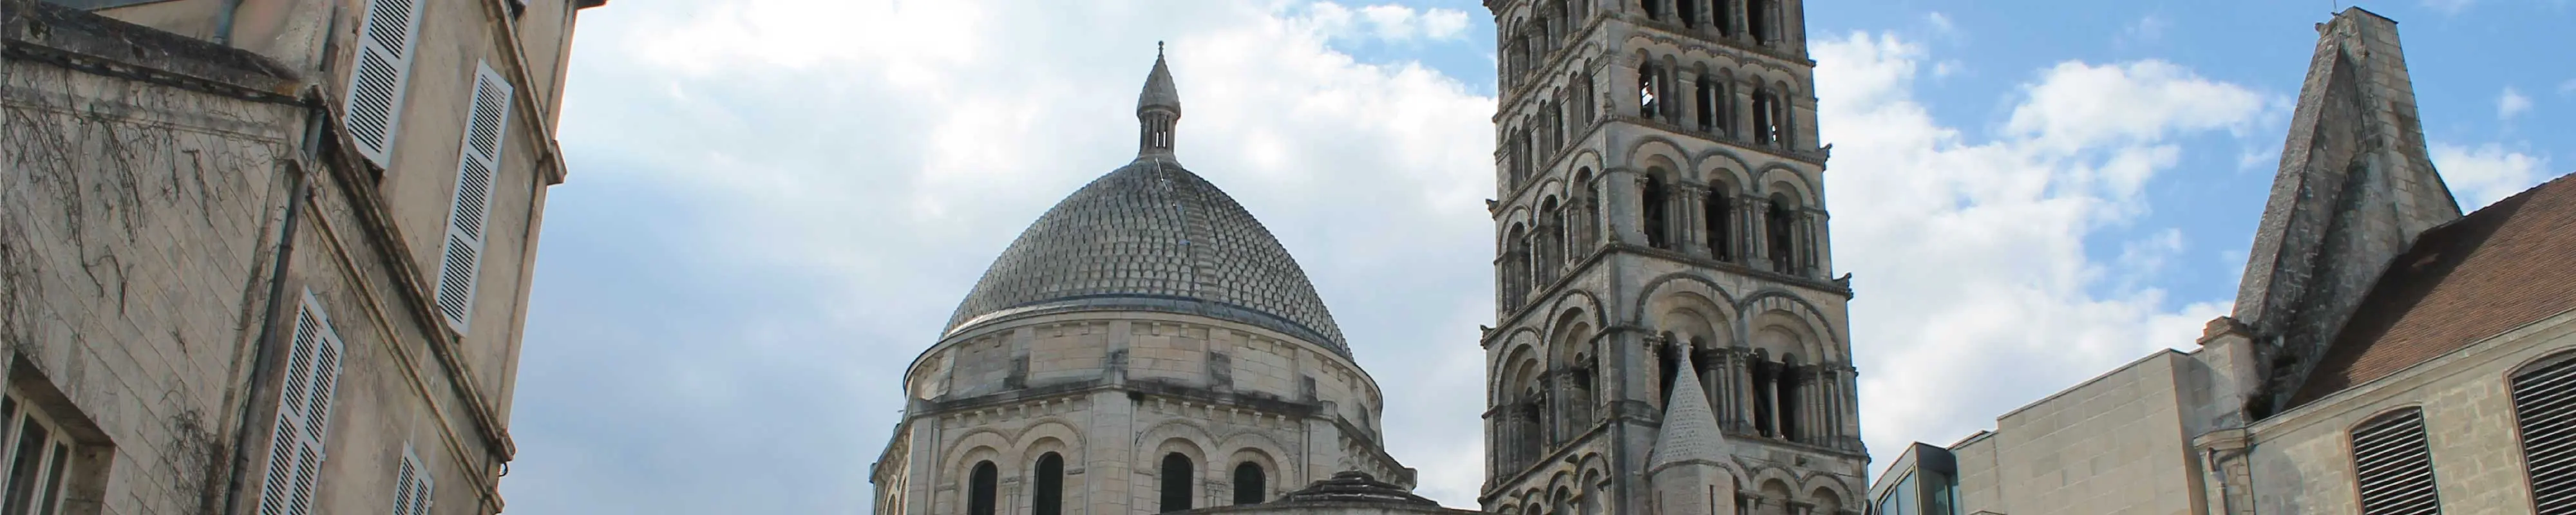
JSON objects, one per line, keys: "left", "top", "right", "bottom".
{"left": 2288, "top": 171, "right": 2576, "bottom": 408}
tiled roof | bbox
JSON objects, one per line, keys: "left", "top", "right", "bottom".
{"left": 2287, "top": 172, "right": 2576, "bottom": 407}
{"left": 945, "top": 157, "right": 1350, "bottom": 355}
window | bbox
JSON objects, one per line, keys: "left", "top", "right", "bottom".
{"left": 2513, "top": 353, "right": 2576, "bottom": 514}
{"left": 1766, "top": 197, "right": 1797, "bottom": 275}
{"left": 391, "top": 446, "right": 434, "bottom": 515}
{"left": 1033, "top": 453, "right": 1065, "bottom": 515}
{"left": 0, "top": 389, "right": 77, "bottom": 515}
{"left": 1233, "top": 462, "right": 1265, "bottom": 505}
{"left": 1677, "top": 0, "right": 1696, "bottom": 27}
{"left": 256, "top": 290, "right": 348, "bottom": 515}
{"left": 1637, "top": 65, "right": 1660, "bottom": 118}
{"left": 1642, "top": 174, "right": 1671, "bottom": 249}
{"left": 1751, "top": 90, "right": 1779, "bottom": 145}
{"left": 1706, "top": 189, "right": 1733, "bottom": 261}
{"left": 1745, "top": 0, "right": 1770, "bottom": 44}
{"left": 433, "top": 62, "right": 518, "bottom": 333}
{"left": 1694, "top": 78, "right": 1717, "bottom": 133}
{"left": 2352, "top": 409, "right": 2439, "bottom": 514}
{"left": 346, "top": 0, "right": 427, "bottom": 166}
{"left": 1159, "top": 453, "right": 1194, "bottom": 512}
{"left": 1640, "top": 0, "right": 1662, "bottom": 19}
{"left": 969, "top": 461, "right": 998, "bottom": 515}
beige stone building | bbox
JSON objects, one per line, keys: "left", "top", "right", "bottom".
{"left": 870, "top": 52, "right": 1414, "bottom": 515}
{"left": 1479, "top": 0, "right": 1866, "bottom": 514}
{"left": 1867, "top": 7, "right": 2576, "bottom": 515}
{"left": 1, "top": 0, "right": 601, "bottom": 513}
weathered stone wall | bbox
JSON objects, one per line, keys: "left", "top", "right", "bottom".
{"left": 3, "top": 0, "right": 586, "bottom": 512}
{"left": 3, "top": 35, "right": 301, "bottom": 515}
{"left": 2242, "top": 310, "right": 2576, "bottom": 514}
{"left": 883, "top": 310, "right": 1405, "bottom": 515}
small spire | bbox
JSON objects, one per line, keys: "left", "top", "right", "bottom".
{"left": 1138, "top": 46, "right": 1181, "bottom": 116}
{"left": 1649, "top": 350, "right": 1730, "bottom": 472}
{"left": 1137, "top": 44, "right": 1181, "bottom": 156}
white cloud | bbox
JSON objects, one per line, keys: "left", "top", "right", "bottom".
{"left": 1308, "top": 3, "right": 1473, "bottom": 42}
{"left": 2431, "top": 142, "right": 2552, "bottom": 209}
{"left": 1814, "top": 32, "right": 2251, "bottom": 464}
{"left": 1924, "top": 12, "right": 1956, "bottom": 35}
{"left": 2422, "top": 0, "right": 2476, "bottom": 14}
{"left": 2005, "top": 60, "right": 2264, "bottom": 154}
{"left": 2501, "top": 86, "right": 2535, "bottom": 120}
{"left": 520, "top": 0, "right": 1499, "bottom": 510}
{"left": 2560, "top": 78, "right": 2576, "bottom": 95}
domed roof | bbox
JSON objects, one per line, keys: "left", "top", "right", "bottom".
{"left": 944, "top": 50, "right": 1350, "bottom": 356}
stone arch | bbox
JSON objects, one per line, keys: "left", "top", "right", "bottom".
{"left": 1737, "top": 292, "right": 1841, "bottom": 356}
{"left": 1137, "top": 420, "right": 1213, "bottom": 466}
{"left": 1014, "top": 419, "right": 1084, "bottom": 454}
{"left": 1808, "top": 486, "right": 1845, "bottom": 515}
{"left": 2508, "top": 346, "right": 2576, "bottom": 379}
{"left": 1222, "top": 443, "right": 1284, "bottom": 503}
{"left": 943, "top": 428, "right": 1018, "bottom": 478}
{"left": 1632, "top": 273, "right": 1742, "bottom": 330}
{"left": 1626, "top": 138, "right": 1689, "bottom": 176}
{"left": 1695, "top": 151, "right": 1756, "bottom": 191}
{"left": 1752, "top": 164, "right": 1817, "bottom": 207}
{"left": 1756, "top": 476, "right": 1797, "bottom": 515}
{"left": 1797, "top": 473, "right": 1855, "bottom": 509}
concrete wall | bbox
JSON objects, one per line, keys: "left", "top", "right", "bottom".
{"left": 1951, "top": 351, "right": 2206, "bottom": 515}
{"left": 2241, "top": 310, "right": 2576, "bottom": 514}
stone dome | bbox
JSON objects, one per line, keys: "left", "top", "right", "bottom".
{"left": 944, "top": 157, "right": 1350, "bottom": 355}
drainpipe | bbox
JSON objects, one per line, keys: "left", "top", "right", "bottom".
{"left": 217, "top": 90, "right": 324, "bottom": 515}
{"left": 211, "top": 0, "right": 245, "bottom": 44}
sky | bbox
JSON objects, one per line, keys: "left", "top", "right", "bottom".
{"left": 495, "top": 0, "right": 2574, "bottom": 512}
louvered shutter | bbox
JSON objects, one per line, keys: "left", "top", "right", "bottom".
{"left": 346, "top": 0, "right": 426, "bottom": 165}
{"left": 433, "top": 62, "right": 515, "bottom": 333}
{"left": 2515, "top": 354, "right": 2576, "bottom": 514}
{"left": 392, "top": 447, "right": 435, "bottom": 515}
{"left": 2353, "top": 408, "right": 2441, "bottom": 515}
{"left": 258, "top": 291, "right": 347, "bottom": 515}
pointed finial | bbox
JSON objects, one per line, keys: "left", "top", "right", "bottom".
{"left": 1137, "top": 44, "right": 1181, "bottom": 156}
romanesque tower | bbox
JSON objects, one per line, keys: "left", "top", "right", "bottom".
{"left": 1477, "top": 1, "right": 1868, "bottom": 513}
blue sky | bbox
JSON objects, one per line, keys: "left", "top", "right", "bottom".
{"left": 495, "top": 1, "right": 2571, "bottom": 512}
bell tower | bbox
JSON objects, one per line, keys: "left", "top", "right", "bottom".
{"left": 1477, "top": 0, "right": 1866, "bottom": 514}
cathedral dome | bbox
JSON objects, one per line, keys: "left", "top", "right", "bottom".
{"left": 943, "top": 50, "right": 1350, "bottom": 356}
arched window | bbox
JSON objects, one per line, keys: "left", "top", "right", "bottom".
{"left": 1233, "top": 462, "right": 1266, "bottom": 505}
{"left": 2514, "top": 351, "right": 2576, "bottom": 512}
{"left": 1766, "top": 195, "right": 1797, "bottom": 274}
{"left": 2351, "top": 408, "right": 2438, "bottom": 514}
{"left": 1540, "top": 200, "right": 1566, "bottom": 285}
{"left": 1712, "top": 0, "right": 1733, "bottom": 36}
{"left": 1642, "top": 174, "right": 1671, "bottom": 249}
{"left": 1677, "top": 0, "right": 1697, "bottom": 27}
{"left": 1776, "top": 355, "right": 1802, "bottom": 442}
{"left": 1706, "top": 187, "right": 1734, "bottom": 261}
{"left": 1159, "top": 453, "right": 1195, "bottom": 512}
{"left": 1505, "top": 225, "right": 1532, "bottom": 307}
{"left": 969, "top": 461, "right": 999, "bottom": 515}
{"left": 1640, "top": 0, "right": 1662, "bottom": 20}
{"left": 1637, "top": 64, "right": 1660, "bottom": 118}
{"left": 1694, "top": 76, "right": 1717, "bottom": 134}
{"left": 1750, "top": 350, "right": 1776, "bottom": 436}
{"left": 1751, "top": 89, "right": 1779, "bottom": 145}
{"left": 1746, "top": 0, "right": 1771, "bottom": 44}
{"left": 1033, "top": 453, "right": 1065, "bottom": 515}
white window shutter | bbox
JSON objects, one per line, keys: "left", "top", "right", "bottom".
{"left": 433, "top": 62, "right": 516, "bottom": 333}
{"left": 258, "top": 290, "right": 347, "bottom": 515}
{"left": 393, "top": 447, "right": 435, "bottom": 515}
{"left": 346, "top": 0, "right": 426, "bottom": 166}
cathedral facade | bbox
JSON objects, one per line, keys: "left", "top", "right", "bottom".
{"left": 1477, "top": 1, "right": 1867, "bottom": 514}
{"left": 869, "top": 53, "right": 1412, "bottom": 515}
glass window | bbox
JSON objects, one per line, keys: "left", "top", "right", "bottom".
{"left": 0, "top": 386, "right": 77, "bottom": 515}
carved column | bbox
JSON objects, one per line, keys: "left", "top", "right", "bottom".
{"left": 1730, "top": 348, "right": 1755, "bottom": 435}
